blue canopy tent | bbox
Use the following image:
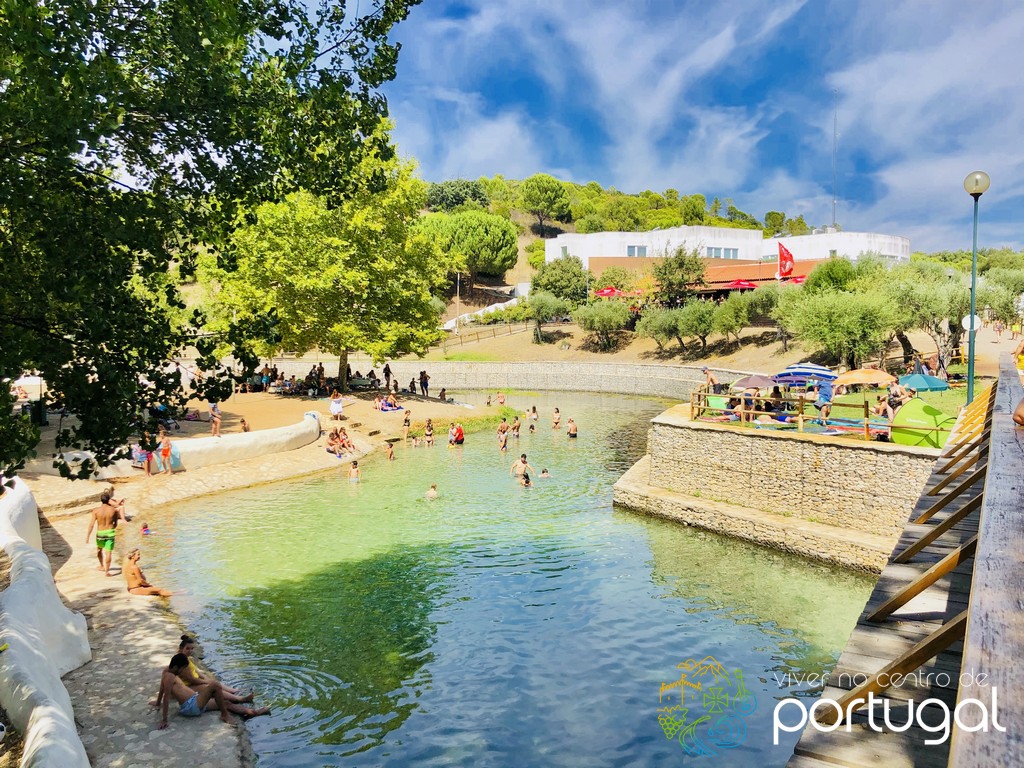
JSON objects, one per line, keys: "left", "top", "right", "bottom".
{"left": 898, "top": 373, "right": 950, "bottom": 392}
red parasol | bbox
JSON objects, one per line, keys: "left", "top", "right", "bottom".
{"left": 723, "top": 279, "right": 758, "bottom": 290}
{"left": 784, "top": 275, "right": 807, "bottom": 285}
{"left": 594, "top": 286, "right": 625, "bottom": 297}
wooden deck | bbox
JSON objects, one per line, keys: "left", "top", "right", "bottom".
{"left": 788, "top": 359, "right": 1023, "bottom": 768}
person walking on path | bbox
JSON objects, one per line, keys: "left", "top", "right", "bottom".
{"left": 85, "top": 488, "right": 128, "bottom": 576}
{"left": 383, "top": 363, "right": 392, "bottom": 389}
{"left": 210, "top": 402, "right": 222, "bottom": 437}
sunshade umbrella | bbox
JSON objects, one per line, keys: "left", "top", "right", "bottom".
{"left": 593, "top": 286, "right": 625, "bottom": 298}
{"left": 731, "top": 374, "right": 775, "bottom": 390}
{"left": 723, "top": 279, "right": 758, "bottom": 290}
{"left": 772, "top": 362, "right": 837, "bottom": 386}
{"left": 783, "top": 275, "right": 807, "bottom": 285}
{"left": 834, "top": 368, "right": 896, "bottom": 388}
{"left": 899, "top": 373, "right": 950, "bottom": 392}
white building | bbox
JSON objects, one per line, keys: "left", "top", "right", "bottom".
{"left": 545, "top": 225, "right": 910, "bottom": 269}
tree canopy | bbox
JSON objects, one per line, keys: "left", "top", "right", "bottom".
{"left": 426, "top": 179, "right": 489, "bottom": 211}
{"left": 199, "top": 152, "right": 448, "bottom": 380}
{"left": 531, "top": 256, "right": 592, "bottom": 306}
{"left": 519, "top": 173, "right": 570, "bottom": 235}
{"left": 573, "top": 301, "right": 630, "bottom": 350}
{"left": 0, "top": 0, "right": 422, "bottom": 477}
{"left": 447, "top": 211, "right": 519, "bottom": 280}
{"left": 653, "top": 245, "right": 706, "bottom": 306}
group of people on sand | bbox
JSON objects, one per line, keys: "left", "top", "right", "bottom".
{"left": 326, "top": 427, "right": 355, "bottom": 457}
{"left": 153, "top": 634, "right": 270, "bottom": 730}
{"left": 86, "top": 487, "right": 172, "bottom": 595}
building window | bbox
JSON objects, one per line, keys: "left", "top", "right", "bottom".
{"left": 723, "top": 248, "right": 738, "bottom": 259}
{"left": 829, "top": 249, "right": 837, "bottom": 258}
{"left": 627, "top": 245, "right": 647, "bottom": 257}
{"left": 706, "top": 247, "right": 724, "bottom": 259}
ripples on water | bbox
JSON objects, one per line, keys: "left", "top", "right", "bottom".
{"left": 138, "top": 392, "right": 874, "bottom": 767}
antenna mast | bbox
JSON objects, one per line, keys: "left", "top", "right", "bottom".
{"left": 831, "top": 89, "right": 838, "bottom": 228}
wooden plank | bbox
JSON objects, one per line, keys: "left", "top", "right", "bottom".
{"left": 936, "top": 431, "right": 990, "bottom": 474}
{"left": 948, "top": 354, "right": 1024, "bottom": 767}
{"left": 928, "top": 449, "right": 985, "bottom": 494}
{"left": 815, "top": 612, "right": 968, "bottom": 726}
{"left": 913, "top": 468, "right": 987, "bottom": 523}
{"left": 893, "top": 495, "right": 984, "bottom": 563}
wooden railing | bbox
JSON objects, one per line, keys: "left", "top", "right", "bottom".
{"left": 688, "top": 383, "right": 955, "bottom": 442}
{"left": 435, "top": 321, "right": 533, "bottom": 349}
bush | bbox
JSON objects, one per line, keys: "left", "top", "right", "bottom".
{"left": 526, "top": 239, "right": 547, "bottom": 270}
{"left": 573, "top": 301, "right": 631, "bottom": 349}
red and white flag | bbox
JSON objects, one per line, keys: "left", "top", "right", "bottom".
{"left": 777, "top": 242, "right": 795, "bottom": 278}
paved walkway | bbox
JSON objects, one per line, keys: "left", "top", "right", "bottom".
{"left": 32, "top": 430, "right": 374, "bottom": 768}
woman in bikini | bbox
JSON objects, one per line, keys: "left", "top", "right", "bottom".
{"left": 424, "top": 418, "right": 434, "bottom": 446}
{"left": 403, "top": 410, "right": 411, "bottom": 441}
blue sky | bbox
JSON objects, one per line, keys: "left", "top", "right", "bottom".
{"left": 381, "top": 1, "right": 1024, "bottom": 253}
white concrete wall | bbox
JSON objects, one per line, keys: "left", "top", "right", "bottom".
{"left": 23, "top": 414, "right": 322, "bottom": 479}
{"left": 762, "top": 232, "right": 911, "bottom": 262}
{"left": 0, "top": 477, "right": 91, "bottom": 767}
{"left": 545, "top": 226, "right": 764, "bottom": 268}
{"left": 545, "top": 225, "right": 911, "bottom": 269}
{"left": 171, "top": 412, "right": 321, "bottom": 472}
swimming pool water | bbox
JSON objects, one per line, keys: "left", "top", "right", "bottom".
{"left": 141, "top": 391, "right": 873, "bottom": 767}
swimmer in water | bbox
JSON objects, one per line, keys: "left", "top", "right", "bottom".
{"left": 529, "top": 424, "right": 536, "bottom": 434}
{"left": 552, "top": 407, "right": 561, "bottom": 429}
{"left": 520, "top": 472, "right": 532, "bottom": 488}
{"left": 540, "top": 469, "right": 551, "bottom": 478}
{"left": 349, "top": 461, "right": 361, "bottom": 481}
{"left": 425, "top": 484, "right": 438, "bottom": 500}
{"left": 385, "top": 442, "right": 394, "bottom": 461}
{"left": 567, "top": 418, "right": 578, "bottom": 438}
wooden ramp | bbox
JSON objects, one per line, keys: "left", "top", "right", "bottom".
{"left": 788, "top": 379, "right": 1001, "bottom": 768}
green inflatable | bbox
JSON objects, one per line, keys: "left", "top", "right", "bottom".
{"left": 890, "top": 399, "right": 956, "bottom": 449}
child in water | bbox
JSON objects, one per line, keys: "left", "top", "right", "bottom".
{"left": 385, "top": 442, "right": 394, "bottom": 461}
{"left": 349, "top": 461, "right": 360, "bottom": 481}
{"left": 520, "top": 472, "right": 532, "bottom": 488}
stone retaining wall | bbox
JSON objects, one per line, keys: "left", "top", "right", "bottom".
{"left": 645, "top": 406, "right": 937, "bottom": 538}
{"left": 0, "top": 477, "right": 91, "bottom": 767}
{"left": 267, "top": 360, "right": 746, "bottom": 400}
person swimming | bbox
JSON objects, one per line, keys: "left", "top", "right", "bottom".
{"left": 520, "top": 472, "right": 532, "bottom": 488}
{"left": 349, "top": 461, "right": 360, "bottom": 481}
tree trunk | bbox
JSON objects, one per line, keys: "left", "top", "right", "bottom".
{"left": 534, "top": 318, "right": 544, "bottom": 344}
{"left": 699, "top": 335, "right": 708, "bottom": 354}
{"left": 337, "top": 350, "right": 349, "bottom": 392}
{"left": 895, "top": 330, "right": 915, "bottom": 362}
{"left": 536, "top": 213, "right": 546, "bottom": 237}
{"left": 675, "top": 335, "right": 686, "bottom": 351}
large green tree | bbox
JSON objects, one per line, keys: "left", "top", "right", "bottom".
{"left": 200, "top": 153, "right": 448, "bottom": 386}
{"left": 519, "top": 173, "right": 570, "bottom": 235}
{"left": 532, "top": 256, "right": 592, "bottom": 306}
{"left": 426, "top": 179, "right": 489, "bottom": 212}
{"left": 573, "top": 301, "right": 630, "bottom": 350}
{"left": 653, "top": 245, "right": 706, "bottom": 306}
{"left": 0, "top": 0, "right": 420, "bottom": 477}
{"left": 447, "top": 210, "right": 519, "bottom": 281}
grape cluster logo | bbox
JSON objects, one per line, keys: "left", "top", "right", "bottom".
{"left": 657, "top": 655, "right": 757, "bottom": 757}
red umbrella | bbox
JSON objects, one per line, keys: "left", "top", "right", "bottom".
{"left": 723, "top": 279, "right": 758, "bottom": 290}
{"left": 594, "top": 286, "right": 625, "bottom": 297}
{"left": 784, "top": 275, "right": 807, "bottom": 285}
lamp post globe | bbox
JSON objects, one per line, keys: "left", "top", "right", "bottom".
{"left": 963, "top": 171, "right": 989, "bottom": 404}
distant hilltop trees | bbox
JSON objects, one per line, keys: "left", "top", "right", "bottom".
{"left": 425, "top": 174, "right": 819, "bottom": 239}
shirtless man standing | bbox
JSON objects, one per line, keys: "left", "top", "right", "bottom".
{"left": 510, "top": 453, "right": 535, "bottom": 478}
{"left": 123, "top": 549, "right": 172, "bottom": 596}
{"left": 155, "top": 654, "right": 232, "bottom": 729}
{"left": 85, "top": 489, "right": 128, "bottom": 576}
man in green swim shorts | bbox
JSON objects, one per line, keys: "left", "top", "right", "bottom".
{"left": 84, "top": 488, "right": 128, "bottom": 576}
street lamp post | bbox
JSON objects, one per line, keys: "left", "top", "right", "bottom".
{"left": 963, "top": 171, "right": 990, "bottom": 404}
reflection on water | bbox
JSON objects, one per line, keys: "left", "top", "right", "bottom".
{"left": 138, "top": 392, "right": 873, "bottom": 767}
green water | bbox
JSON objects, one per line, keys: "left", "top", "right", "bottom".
{"left": 139, "top": 391, "right": 874, "bottom": 767}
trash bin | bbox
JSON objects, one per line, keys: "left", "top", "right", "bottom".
{"left": 30, "top": 399, "right": 48, "bottom": 426}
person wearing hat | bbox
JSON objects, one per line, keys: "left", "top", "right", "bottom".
{"left": 702, "top": 366, "right": 723, "bottom": 394}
